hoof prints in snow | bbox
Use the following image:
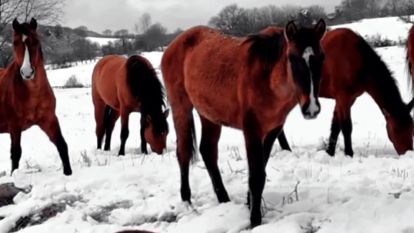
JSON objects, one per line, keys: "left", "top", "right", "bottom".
{"left": 10, "top": 203, "right": 66, "bottom": 232}
{"left": 89, "top": 200, "right": 177, "bottom": 225}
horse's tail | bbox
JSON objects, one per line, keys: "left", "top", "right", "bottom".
{"left": 125, "top": 55, "right": 165, "bottom": 117}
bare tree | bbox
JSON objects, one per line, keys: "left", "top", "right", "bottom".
{"left": 102, "top": 29, "right": 112, "bottom": 36}
{"left": 0, "top": 0, "right": 66, "bottom": 67}
{"left": 134, "top": 13, "right": 151, "bottom": 34}
{"left": 208, "top": 4, "right": 251, "bottom": 36}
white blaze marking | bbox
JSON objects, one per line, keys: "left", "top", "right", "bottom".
{"left": 20, "top": 34, "right": 34, "bottom": 79}
{"left": 303, "top": 46, "right": 319, "bottom": 116}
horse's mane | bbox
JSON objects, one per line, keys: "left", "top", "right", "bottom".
{"left": 126, "top": 55, "right": 167, "bottom": 134}
{"left": 358, "top": 34, "right": 411, "bottom": 122}
{"left": 244, "top": 30, "right": 286, "bottom": 69}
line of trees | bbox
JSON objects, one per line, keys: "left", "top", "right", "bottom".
{"left": 2, "top": 0, "right": 414, "bottom": 68}
{"left": 208, "top": 0, "right": 414, "bottom": 36}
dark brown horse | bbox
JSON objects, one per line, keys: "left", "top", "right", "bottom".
{"left": 0, "top": 18, "right": 72, "bottom": 175}
{"left": 277, "top": 28, "right": 414, "bottom": 156}
{"left": 161, "top": 20, "right": 326, "bottom": 227}
{"left": 92, "top": 55, "right": 169, "bottom": 156}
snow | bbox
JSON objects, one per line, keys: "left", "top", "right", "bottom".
{"left": 86, "top": 37, "right": 120, "bottom": 47}
{"left": 331, "top": 16, "right": 412, "bottom": 43}
{"left": 1, "top": 19, "right": 414, "bottom": 233}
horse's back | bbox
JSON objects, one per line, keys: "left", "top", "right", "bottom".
{"left": 319, "top": 28, "right": 365, "bottom": 98}
{"left": 92, "top": 55, "right": 127, "bottom": 110}
{"left": 162, "top": 26, "right": 245, "bottom": 127}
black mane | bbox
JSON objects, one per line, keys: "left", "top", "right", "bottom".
{"left": 359, "top": 35, "right": 411, "bottom": 123}
{"left": 245, "top": 31, "right": 286, "bottom": 68}
{"left": 126, "top": 55, "right": 167, "bottom": 134}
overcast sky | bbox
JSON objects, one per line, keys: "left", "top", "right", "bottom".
{"left": 63, "top": 0, "right": 341, "bottom": 34}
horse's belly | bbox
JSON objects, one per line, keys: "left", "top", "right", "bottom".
{"left": 186, "top": 84, "right": 239, "bottom": 128}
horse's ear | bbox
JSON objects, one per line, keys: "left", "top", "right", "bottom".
{"left": 314, "top": 19, "right": 326, "bottom": 40}
{"left": 284, "top": 21, "right": 297, "bottom": 41}
{"left": 164, "top": 109, "right": 170, "bottom": 118}
{"left": 407, "top": 97, "right": 414, "bottom": 111}
{"left": 30, "top": 18, "right": 37, "bottom": 30}
{"left": 12, "top": 18, "right": 21, "bottom": 33}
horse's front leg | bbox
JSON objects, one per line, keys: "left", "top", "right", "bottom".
{"left": 118, "top": 109, "right": 130, "bottom": 156}
{"left": 247, "top": 126, "right": 282, "bottom": 208}
{"left": 10, "top": 129, "right": 22, "bottom": 174}
{"left": 243, "top": 112, "right": 266, "bottom": 227}
{"left": 38, "top": 115, "right": 72, "bottom": 175}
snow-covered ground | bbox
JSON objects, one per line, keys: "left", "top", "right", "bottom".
{"left": 86, "top": 37, "right": 120, "bottom": 47}
{"left": 1, "top": 22, "right": 414, "bottom": 232}
{"left": 331, "top": 16, "right": 412, "bottom": 43}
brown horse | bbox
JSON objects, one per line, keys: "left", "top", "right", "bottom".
{"left": 277, "top": 28, "right": 414, "bottom": 156}
{"left": 92, "top": 55, "right": 169, "bottom": 156}
{"left": 0, "top": 18, "right": 72, "bottom": 175}
{"left": 161, "top": 20, "right": 326, "bottom": 227}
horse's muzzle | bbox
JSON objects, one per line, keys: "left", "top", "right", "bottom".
{"left": 20, "top": 67, "right": 35, "bottom": 80}
{"left": 301, "top": 101, "right": 321, "bottom": 119}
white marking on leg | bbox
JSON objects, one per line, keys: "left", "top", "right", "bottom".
{"left": 20, "top": 35, "right": 34, "bottom": 79}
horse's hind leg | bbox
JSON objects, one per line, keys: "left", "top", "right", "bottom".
{"left": 38, "top": 115, "right": 72, "bottom": 175}
{"left": 199, "top": 115, "right": 230, "bottom": 203}
{"left": 118, "top": 108, "right": 131, "bottom": 156}
{"left": 104, "top": 107, "right": 119, "bottom": 151}
{"left": 169, "top": 97, "right": 195, "bottom": 203}
{"left": 276, "top": 129, "right": 292, "bottom": 152}
{"left": 93, "top": 97, "right": 106, "bottom": 149}
{"left": 10, "top": 130, "right": 22, "bottom": 174}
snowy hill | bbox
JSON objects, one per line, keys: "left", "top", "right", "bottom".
{"left": 331, "top": 16, "right": 413, "bottom": 43}
{"left": 86, "top": 37, "right": 121, "bottom": 47}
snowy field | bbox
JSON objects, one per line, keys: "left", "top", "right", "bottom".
{"left": 331, "top": 16, "right": 413, "bottom": 43}
{"left": 1, "top": 24, "right": 414, "bottom": 232}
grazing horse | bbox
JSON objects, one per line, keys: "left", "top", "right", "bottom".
{"left": 92, "top": 55, "right": 169, "bottom": 156}
{"left": 0, "top": 18, "right": 72, "bottom": 175}
{"left": 161, "top": 20, "right": 326, "bottom": 227}
{"left": 277, "top": 28, "right": 414, "bottom": 156}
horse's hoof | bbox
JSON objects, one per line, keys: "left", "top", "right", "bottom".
{"left": 250, "top": 215, "right": 262, "bottom": 228}
{"left": 345, "top": 152, "right": 354, "bottom": 158}
{"left": 63, "top": 167, "right": 72, "bottom": 176}
{"left": 325, "top": 149, "right": 335, "bottom": 157}
{"left": 218, "top": 194, "right": 230, "bottom": 203}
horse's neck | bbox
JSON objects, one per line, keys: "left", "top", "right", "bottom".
{"left": 366, "top": 76, "right": 407, "bottom": 120}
